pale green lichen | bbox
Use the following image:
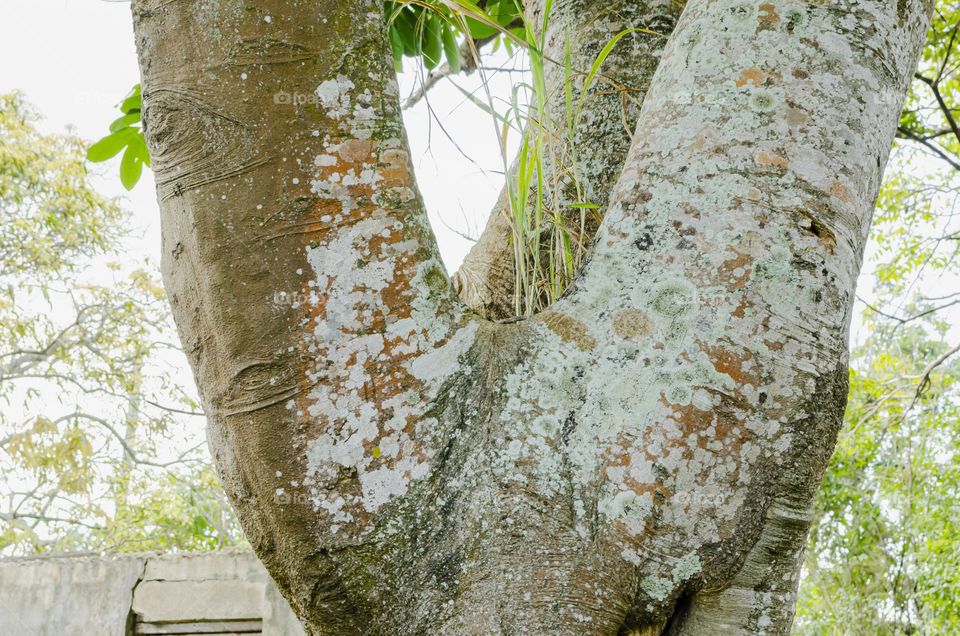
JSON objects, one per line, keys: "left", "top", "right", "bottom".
{"left": 649, "top": 278, "right": 697, "bottom": 319}
{"left": 640, "top": 575, "right": 673, "bottom": 602}
{"left": 671, "top": 552, "right": 702, "bottom": 582}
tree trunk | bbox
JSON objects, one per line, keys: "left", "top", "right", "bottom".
{"left": 131, "top": 0, "right": 934, "bottom": 634}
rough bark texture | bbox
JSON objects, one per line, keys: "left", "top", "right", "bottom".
{"left": 132, "top": 0, "right": 934, "bottom": 634}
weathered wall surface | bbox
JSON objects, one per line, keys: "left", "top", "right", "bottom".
{"left": 0, "top": 549, "right": 304, "bottom": 636}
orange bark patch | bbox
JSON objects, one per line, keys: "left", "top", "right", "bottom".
{"left": 758, "top": 3, "right": 780, "bottom": 27}
{"left": 731, "top": 296, "right": 751, "bottom": 319}
{"left": 336, "top": 138, "right": 375, "bottom": 163}
{"left": 828, "top": 180, "right": 853, "bottom": 203}
{"left": 735, "top": 68, "right": 767, "bottom": 88}
{"left": 540, "top": 311, "right": 597, "bottom": 351}
{"left": 703, "top": 344, "right": 757, "bottom": 388}
{"left": 664, "top": 402, "right": 708, "bottom": 439}
{"left": 380, "top": 149, "right": 411, "bottom": 186}
{"left": 763, "top": 338, "right": 784, "bottom": 352}
{"left": 613, "top": 309, "right": 653, "bottom": 340}
{"left": 785, "top": 106, "right": 808, "bottom": 127}
{"left": 756, "top": 151, "right": 789, "bottom": 170}
{"left": 718, "top": 251, "right": 753, "bottom": 290}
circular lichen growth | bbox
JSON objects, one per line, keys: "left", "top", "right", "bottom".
{"left": 662, "top": 318, "right": 691, "bottom": 350}
{"left": 650, "top": 279, "right": 697, "bottom": 319}
{"left": 751, "top": 89, "right": 776, "bottom": 112}
{"left": 784, "top": 9, "right": 807, "bottom": 33}
{"left": 721, "top": 3, "right": 757, "bottom": 32}
{"left": 728, "top": 3, "right": 753, "bottom": 20}
{"left": 540, "top": 311, "right": 598, "bottom": 351}
{"left": 613, "top": 308, "right": 654, "bottom": 340}
{"left": 423, "top": 266, "right": 448, "bottom": 295}
{"left": 666, "top": 384, "right": 692, "bottom": 406}
{"left": 531, "top": 415, "right": 560, "bottom": 438}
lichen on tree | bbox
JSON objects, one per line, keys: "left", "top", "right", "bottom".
{"left": 130, "top": 0, "right": 936, "bottom": 633}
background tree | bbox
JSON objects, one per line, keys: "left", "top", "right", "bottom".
{"left": 0, "top": 93, "right": 241, "bottom": 555}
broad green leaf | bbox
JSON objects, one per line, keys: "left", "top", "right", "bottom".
{"left": 119, "top": 144, "right": 144, "bottom": 190}
{"left": 465, "top": 16, "right": 497, "bottom": 39}
{"left": 442, "top": 23, "right": 461, "bottom": 73}
{"left": 397, "top": 7, "right": 421, "bottom": 56}
{"left": 128, "top": 134, "right": 151, "bottom": 169}
{"left": 86, "top": 127, "right": 136, "bottom": 162}
{"left": 389, "top": 23, "right": 405, "bottom": 71}
{"left": 422, "top": 12, "right": 444, "bottom": 70}
{"left": 109, "top": 113, "right": 140, "bottom": 133}
{"left": 120, "top": 84, "right": 142, "bottom": 114}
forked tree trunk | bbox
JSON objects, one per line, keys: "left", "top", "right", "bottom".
{"left": 131, "top": 0, "right": 933, "bottom": 633}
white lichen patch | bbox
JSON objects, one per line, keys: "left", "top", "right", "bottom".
{"left": 315, "top": 75, "right": 355, "bottom": 119}
{"left": 671, "top": 552, "right": 702, "bottom": 583}
{"left": 302, "top": 221, "right": 476, "bottom": 517}
{"left": 295, "top": 59, "right": 482, "bottom": 529}
{"left": 640, "top": 575, "right": 673, "bottom": 602}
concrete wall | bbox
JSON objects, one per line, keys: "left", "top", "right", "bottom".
{"left": 0, "top": 548, "right": 305, "bottom": 636}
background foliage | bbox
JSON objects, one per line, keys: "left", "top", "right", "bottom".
{"left": 0, "top": 93, "right": 241, "bottom": 555}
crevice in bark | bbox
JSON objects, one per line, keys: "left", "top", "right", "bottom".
{"left": 453, "top": 0, "right": 682, "bottom": 320}
{"left": 658, "top": 593, "right": 691, "bottom": 636}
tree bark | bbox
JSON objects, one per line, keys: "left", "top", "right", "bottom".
{"left": 132, "top": 0, "right": 934, "bottom": 634}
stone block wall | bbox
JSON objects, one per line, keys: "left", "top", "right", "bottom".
{"left": 0, "top": 549, "right": 305, "bottom": 635}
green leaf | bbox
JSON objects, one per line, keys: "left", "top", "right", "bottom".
{"left": 109, "top": 113, "right": 141, "bottom": 133}
{"left": 119, "top": 144, "right": 144, "bottom": 190}
{"left": 465, "top": 16, "right": 497, "bottom": 39}
{"left": 442, "top": 24, "right": 461, "bottom": 73}
{"left": 398, "top": 8, "right": 421, "bottom": 56}
{"left": 86, "top": 128, "right": 136, "bottom": 163}
{"left": 489, "top": 0, "right": 520, "bottom": 26}
{"left": 120, "top": 84, "right": 142, "bottom": 114}
{"left": 574, "top": 28, "right": 648, "bottom": 128}
{"left": 128, "top": 134, "right": 151, "bottom": 169}
{"left": 389, "top": 23, "right": 405, "bottom": 72}
{"left": 422, "top": 12, "right": 444, "bottom": 70}
{"left": 90, "top": 84, "right": 152, "bottom": 187}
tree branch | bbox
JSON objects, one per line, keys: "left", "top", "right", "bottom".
{"left": 453, "top": 0, "right": 681, "bottom": 318}
{"left": 906, "top": 342, "right": 960, "bottom": 413}
{"left": 896, "top": 125, "right": 960, "bottom": 171}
